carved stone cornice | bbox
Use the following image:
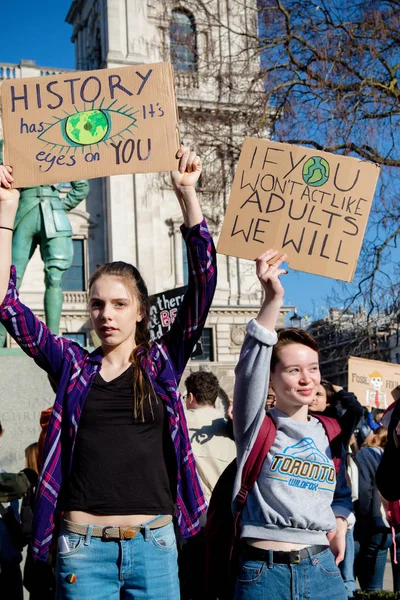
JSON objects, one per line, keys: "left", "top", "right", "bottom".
{"left": 210, "top": 306, "right": 292, "bottom": 315}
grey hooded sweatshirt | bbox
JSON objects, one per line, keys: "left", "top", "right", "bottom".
{"left": 232, "top": 318, "right": 354, "bottom": 546}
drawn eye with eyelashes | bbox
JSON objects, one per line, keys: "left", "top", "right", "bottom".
{"left": 38, "top": 99, "right": 139, "bottom": 154}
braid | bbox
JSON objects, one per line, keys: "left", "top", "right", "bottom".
{"left": 129, "top": 312, "right": 156, "bottom": 422}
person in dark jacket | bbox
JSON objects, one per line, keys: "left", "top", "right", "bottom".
{"left": 377, "top": 391, "right": 400, "bottom": 501}
{"left": 309, "top": 380, "right": 363, "bottom": 449}
{"left": 355, "top": 427, "right": 392, "bottom": 591}
{"left": 0, "top": 420, "right": 34, "bottom": 600}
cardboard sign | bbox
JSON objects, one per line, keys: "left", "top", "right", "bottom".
{"left": 348, "top": 356, "right": 400, "bottom": 409}
{"left": 149, "top": 286, "right": 202, "bottom": 357}
{"left": 1, "top": 63, "right": 180, "bottom": 187}
{"left": 217, "top": 138, "right": 380, "bottom": 281}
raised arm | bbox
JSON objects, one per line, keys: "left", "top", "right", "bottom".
{"left": 233, "top": 250, "right": 286, "bottom": 455}
{"left": 160, "top": 148, "right": 217, "bottom": 380}
{"left": 0, "top": 165, "right": 18, "bottom": 306}
{"left": 171, "top": 147, "right": 203, "bottom": 227}
{"left": 255, "top": 250, "right": 287, "bottom": 331}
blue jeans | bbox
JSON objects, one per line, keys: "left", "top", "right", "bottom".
{"left": 339, "top": 529, "right": 355, "bottom": 598}
{"left": 56, "top": 519, "right": 180, "bottom": 599}
{"left": 233, "top": 548, "right": 347, "bottom": 600}
{"left": 355, "top": 529, "right": 392, "bottom": 591}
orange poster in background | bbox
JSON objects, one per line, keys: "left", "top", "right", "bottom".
{"left": 348, "top": 356, "right": 400, "bottom": 408}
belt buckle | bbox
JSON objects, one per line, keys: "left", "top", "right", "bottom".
{"left": 292, "top": 550, "right": 301, "bottom": 564}
{"left": 102, "top": 526, "right": 118, "bottom": 540}
{"left": 119, "top": 526, "right": 138, "bottom": 540}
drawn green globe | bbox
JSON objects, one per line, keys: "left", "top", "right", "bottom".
{"left": 302, "top": 156, "right": 330, "bottom": 187}
{"left": 65, "top": 109, "right": 109, "bottom": 146}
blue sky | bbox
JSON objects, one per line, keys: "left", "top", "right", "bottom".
{"left": 0, "top": 1, "right": 387, "bottom": 321}
{"left": 0, "top": 1, "right": 75, "bottom": 70}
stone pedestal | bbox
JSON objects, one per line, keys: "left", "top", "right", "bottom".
{"left": 0, "top": 350, "right": 54, "bottom": 473}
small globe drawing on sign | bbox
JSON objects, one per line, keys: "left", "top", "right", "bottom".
{"left": 302, "top": 156, "right": 330, "bottom": 187}
{"left": 65, "top": 109, "right": 109, "bottom": 146}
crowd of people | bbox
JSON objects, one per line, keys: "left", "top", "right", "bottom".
{"left": 0, "top": 152, "right": 399, "bottom": 600}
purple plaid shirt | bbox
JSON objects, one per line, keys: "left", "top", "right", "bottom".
{"left": 0, "top": 219, "right": 216, "bottom": 561}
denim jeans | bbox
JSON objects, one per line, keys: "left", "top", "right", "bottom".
{"left": 56, "top": 519, "right": 180, "bottom": 600}
{"left": 355, "top": 529, "right": 392, "bottom": 591}
{"left": 339, "top": 529, "right": 356, "bottom": 598}
{"left": 233, "top": 548, "right": 347, "bottom": 600}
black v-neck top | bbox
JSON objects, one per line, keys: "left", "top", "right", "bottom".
{"left": 64, "top": 365, "right": 175, "bottom": 515}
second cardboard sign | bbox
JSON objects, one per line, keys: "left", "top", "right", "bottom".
{"left": 217, "top": 138, "right": 380, "bottom": 282}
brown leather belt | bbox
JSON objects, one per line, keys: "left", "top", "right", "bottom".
{"left": 63, "top": 515, "right": 172, "bottom": 540}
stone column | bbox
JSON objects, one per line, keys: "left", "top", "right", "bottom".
{"left": 167, "top": 219, "right": 185, "bottom": 288}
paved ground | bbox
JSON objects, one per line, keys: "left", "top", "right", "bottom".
{"left": 383, "top": 556, "right": 394, "bottom": 592}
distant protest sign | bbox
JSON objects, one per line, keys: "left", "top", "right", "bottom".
{"left": 348, "top": 356, "right": 400, "bottom": 409}
{"left": 1, "top": 63, "right": 180, "bottom": 187}
{"left": 150, "top": 286, "right": 202, "bottom": 357}
{"left": 217, "top": 138, "right": 380, "bottom": 281}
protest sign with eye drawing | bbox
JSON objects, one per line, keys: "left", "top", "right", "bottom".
{"left": 0, "top": 62, "right": 180, "bottom": 187}
{"left": 217, "top": 138, "right": 381, "bottom": 281}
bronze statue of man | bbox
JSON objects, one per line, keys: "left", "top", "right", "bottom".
{"left": 0, "top": 141, "right": 89, "bottom": 347}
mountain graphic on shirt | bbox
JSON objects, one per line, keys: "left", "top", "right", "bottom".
{"left": 283, "top": 437, "right": 329, "bottom": 464}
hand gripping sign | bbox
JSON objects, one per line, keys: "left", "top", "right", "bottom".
{"left": 217, "top": 138, "right": 380, "bottom": 282}
{"left": 0, "top": 63, "right": 180, "bottom": 187}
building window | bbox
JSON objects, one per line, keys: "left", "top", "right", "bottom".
{"left": 170, "top": 10, "right": 197, "bottom": 72}
{"left": 182, "top": 239, "right": 189, "bottom": 285}
{"left": 62, "top": 239, "right": 85, "bottom": 291}
{"left": 63, "top": 332, "right": 87, "bottom": 347}
{"left": 191, "top": 328, "right": 214, "bottom": 361}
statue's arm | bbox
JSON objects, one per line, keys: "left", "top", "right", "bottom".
{"left": 62, "top": 180, "right": 90, "bottom": 211}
